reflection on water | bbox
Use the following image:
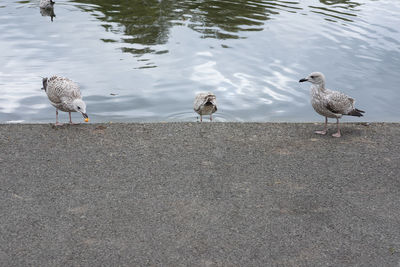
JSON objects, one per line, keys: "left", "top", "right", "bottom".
{"left": 72, "top": 0, "right": 303, "bottom": 57}
{"left": 0, "top": 0, "right": 400, "bottom": 122}
{"left": 72, "top": 0, "right": 173, "bottom": 56}
{"left": 310, "top": 0, "right": 362, "bottom": 22}
{"left": 319, "top": 0, "right": 361, "bottom": 9}
{"left": 40, "top": 7, "right": 55, "bottom": 22}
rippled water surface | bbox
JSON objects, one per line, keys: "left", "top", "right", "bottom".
{"left": 1, "top": 0, "right": 400, "bottom": 122}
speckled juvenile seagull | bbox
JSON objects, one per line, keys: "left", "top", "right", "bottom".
{"left": 42, "top": 76, "right": 89, "bottom": 126}
{"left": 299, "top": 72, "right": 365, "bottom": 137}
{"left": 39, "top": 0, "right": 55, "bottom": 9}
{"left": 193, "top": 92, "right": 217, "bottom": 122}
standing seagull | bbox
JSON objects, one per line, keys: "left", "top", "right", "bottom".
{"left": 194, "top": 92, "right": 217, "bottom": 122}
{"left": 39, "top": 0, "right": 55, "bottom": 9}
{"left": 299, "top": 72, "right": 364, "bottom": 137}
{"left": 42, "top": 76, "right": 89, "bottom": 126}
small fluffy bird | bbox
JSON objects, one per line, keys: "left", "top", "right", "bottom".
{"left": 299, "top": 72, "right": 364, "bottom": 137}
{"left": 193, "top": 92, "right": 217, "bottom": 122}
{"left": 39, "top": 0, "right": 55, "bottom": 9}
{"left": 42, "top": 76, "right": 89, "bottom": 125}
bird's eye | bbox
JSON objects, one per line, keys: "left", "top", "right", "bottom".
{"left": 78, "top": 107, "right": 81, "bottom": 110}
{"left": 310, "top": 76, "right": 315, "bottom": 79}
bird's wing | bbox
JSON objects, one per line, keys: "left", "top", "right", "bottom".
{"left": 193, "top": 93, "right": 207, "bottom": 111}
{"left": 47, "top": 76, "right": 82, "bottom": 104}
{"left": 46, "top": 78, "right": 62, "bottom": 104}
{"left": 325, "top": 90, "right": 354, "bottom": 115}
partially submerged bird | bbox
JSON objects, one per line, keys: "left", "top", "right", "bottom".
{"left": 39, "top": 0, "right": 55, "bottom": 9}
{"left": 193, "top": 92, "right": 217, "bottom": 122}
{"left": 299, "top": 72, "right": 365, "bottom": 137}
{"left": 42, "top": 76, "right": 89, "bottom": 125}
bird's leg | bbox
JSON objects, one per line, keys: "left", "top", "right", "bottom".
{"left": 314, "top": 117, "right": 328, "bottom": 135}
{"left": 210, "top": 114, "right": 212, "bottom": 121}
{"left": 200, "top": 115, "right": 203, "bottom": 122}
{"left": 55, "top": 109, "right": 63, "bottom": 126}
{"left": 332, "top": 118, "right": 341, "bottom": 138}
{"left": 68, "top": 112, "right": 80, "bottom": 125}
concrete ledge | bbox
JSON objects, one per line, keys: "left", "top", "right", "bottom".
{"left": 1, "top": 123, "right": 400, "bottom": 266}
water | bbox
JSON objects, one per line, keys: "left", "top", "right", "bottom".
{"left": 1, "top": 0, "right": 399, "bottom": 123}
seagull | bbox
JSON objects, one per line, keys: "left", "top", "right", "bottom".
{"left": 299, "top": 72, "right": 365, "bottom": 137}
{"left": 193, "top": 92, "right": 217, "bottom": 122}
{"left": 39, "top": 0, "right": 55, "bottom": 9}
{"left": 42, "top": 76, "right": 89, "bottom": 126}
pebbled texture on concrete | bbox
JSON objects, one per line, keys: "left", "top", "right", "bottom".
{"left": 0, "top": 123, "right": 399, "bottom": 266}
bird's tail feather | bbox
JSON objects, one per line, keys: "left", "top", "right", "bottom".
{"left": 348, "top": 108, "right": 365, "bottom": 117}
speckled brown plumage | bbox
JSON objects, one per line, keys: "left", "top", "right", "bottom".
{"left": 300, "top": 72, "right": 365, "bottom": 137}
{"left": 39, "top": 0, "right": 54, "bottom": 9}
{"left": 193, "top": 92, "right": 217, "bottom": 122}
{"left": 42, "top": 75, "right": 88, "bottom": 125}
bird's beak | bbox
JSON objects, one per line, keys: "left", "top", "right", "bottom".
{"left": 299, "top": 78, "right": 308, "bottom": 83}
{"left": 82, "top": 113, "right": 89, "bottom": 119}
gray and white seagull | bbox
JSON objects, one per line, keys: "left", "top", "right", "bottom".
{"left": 39, "top": 0, "right": 55, "bottom": 9}
{"left": 299, "top": 72, "right": 365, "bottom": 137}
{"left": 42, "top": 76, "right": 89, "bottom": 126}
{"left": 193, "top": 92, "right": 217, "bottom": 122}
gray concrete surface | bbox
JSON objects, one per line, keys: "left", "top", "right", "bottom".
{"left": 0, "top": 123, "right": 399, "bottom": 266}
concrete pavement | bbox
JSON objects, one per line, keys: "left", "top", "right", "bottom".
{"left": 0, "top": 123, "right": 399, "bottom": 266}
